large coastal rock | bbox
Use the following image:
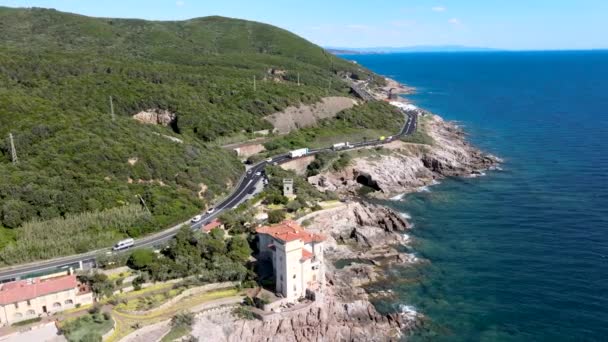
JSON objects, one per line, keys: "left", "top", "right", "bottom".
{"left": 190, "top": 202, "right": 419, "bottom": 342}
{"left": 309, "top": 114, "right": 500, "bottom": 198}
{"left": 227, "top": 298, "right": 415, "bottom": 342}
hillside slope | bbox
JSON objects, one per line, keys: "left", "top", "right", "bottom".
{"left": 0, "top": 7, "right": 379, "bottom": 263}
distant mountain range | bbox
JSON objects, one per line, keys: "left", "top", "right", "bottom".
{"left": 326, "top": 45, "right": 502, "bottom": 54}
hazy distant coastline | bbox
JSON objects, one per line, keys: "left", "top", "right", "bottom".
{"left": 326, "top": 45, "right": 502, "bottom": 55}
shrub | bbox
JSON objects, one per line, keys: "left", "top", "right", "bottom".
{"left": 127, "top": 249, "right": 157, "bottom": 270}
{"left": 267, "top": 210, "right": 286, "bottom": 224}
{"left": 171, "top": 312, "right": 195, "bottom": 327}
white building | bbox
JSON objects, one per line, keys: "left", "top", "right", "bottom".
{"left": 256, "top": 220, "right": 325, "bottom": 301}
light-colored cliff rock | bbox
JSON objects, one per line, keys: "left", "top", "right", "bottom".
{"left": 132, "top": 109, "right": 177, "bottom": 126}
{"left": 309, "top": 114, "right": 500, "bottom": 198}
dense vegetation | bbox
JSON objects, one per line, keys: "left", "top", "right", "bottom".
{"left": 59, "top": 311, "right": 113, "bottom": 342}
{"left": 0, "top": 7, "right": 382, "bottom": 261}
{"left": 0, "top": 205, "right": 149, "bottom": 266}
{"left": 126, "top": 227, "right": 252, "bottom": 282}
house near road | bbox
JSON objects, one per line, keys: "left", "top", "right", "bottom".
{"left": 256, "top": 220, "right": 325, "bottom": 303}
{"left": 0, "top": 273, "right": 93, "bottom": 326}
{"left": 201, "top": 219, "right": 224, "bottom": 233}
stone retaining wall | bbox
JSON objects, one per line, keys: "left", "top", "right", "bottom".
{"left": 101, "top": 317, "right": 116, "bottom": 341}
{"left": 120, "top": 282, "right": 239, "bottom": 315}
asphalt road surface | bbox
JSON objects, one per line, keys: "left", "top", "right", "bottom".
{"left": 0, "top": 106, "right": 418, "bottom": 282}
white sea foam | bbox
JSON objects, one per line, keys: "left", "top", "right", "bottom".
{"left": 417, "top": 186, "right": 431, "bottom": 192}
{"left": 399, "top": 212, "right": 412, "bottom": 220}
{"left": 399, "top": 304, "right": 419, "bottom": 320}
{"left": 390, "top": 193, "right": 405, "bottom": 201}
{"left": 467, "top": 171, "right": 487, "bottom": 178}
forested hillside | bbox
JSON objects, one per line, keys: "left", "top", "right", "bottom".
{"left": 0, "top": 7, "right": 382, "bottom": 263}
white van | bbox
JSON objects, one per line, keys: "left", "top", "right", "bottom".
{"left": 112, "top": 238, "right": 135, "bottom": 251}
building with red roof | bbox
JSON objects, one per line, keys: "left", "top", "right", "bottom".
{"left": 201, "top": 219, "right": 224, "bottom": 233}
{"left": 0, "top": 273, "right": 93, "bottom": 326}
{"left": 256, "top": 220, "right": 325, "bottom": 302}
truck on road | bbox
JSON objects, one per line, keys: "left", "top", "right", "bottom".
{"left": 289, "top": 148, "right": 309, "bottom": 158}
{"left": 332, "top": 142, "right": 352, "bottom": 151}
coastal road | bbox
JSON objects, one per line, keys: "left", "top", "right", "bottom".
{"left": 0, "top": 103, "right": 418, "bottom": 282}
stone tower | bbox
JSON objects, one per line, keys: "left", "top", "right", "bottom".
{"left": 283, "top": 178, "right": 295, "bottom": 198}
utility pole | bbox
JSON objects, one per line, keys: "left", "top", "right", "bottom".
{"left": 9, "top": 133, "right": 18, "bottom": 165}
{"left": 137, "top": 194, "right": 151, "bottom": 214}
{"left": 297, "top": 72, "right": 300, "bottom": 86}
{"left": 109, "top": 96, "right": 115, "bottom": 121}
{"left": 253, "top": 75, "right": 257, "bottom": 92}
{"left": 327, "top": 78, "right": 332, "bottom": 95}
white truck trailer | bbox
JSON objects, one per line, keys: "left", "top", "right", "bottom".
{"left": 332, "top": 142, "right": 352, "bottom": 150}
{"left": 289, "top": 148, "right": 309, "bottom": 158}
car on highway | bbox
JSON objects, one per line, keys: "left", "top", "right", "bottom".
{"left": 266, "top": 158, "right": 273, "bottom": 162}
{"left": 191, "top": 215, "right": 202, "bottom": 223}
{"left": 206, "top": 207, "right": 215, "bottom": 214}
{"left": 255, "top": 171, "right": 262, "bottom": 176}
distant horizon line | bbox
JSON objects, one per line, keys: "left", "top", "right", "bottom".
{"left": 326, "top": 46, "right": 608, "bottom": 54}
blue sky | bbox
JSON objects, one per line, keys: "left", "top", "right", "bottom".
{"left": 2, "top": 0, "right": 607, "bottom": 50}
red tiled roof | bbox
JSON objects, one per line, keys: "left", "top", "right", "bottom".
{"left": 300, "top": 249, "right": 314, "bottom": 262}
{"left": 202, "top": 219, "right": 222, "bottom": 233}
{"left": 0, "top": 275, "right": 78, "bottom": 305}
{"left": 256, "top": 220, "right": 325, "bottom": 244}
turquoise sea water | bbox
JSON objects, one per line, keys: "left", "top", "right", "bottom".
{"left": 344, "top": 51, "right": 608, "bottom": 341}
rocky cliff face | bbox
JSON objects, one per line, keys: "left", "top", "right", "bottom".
{"left": 228, "top": 298, "right": 416, "bottom": 342}
{"left": 191, "top": 203, "right": 419, "bottom": 342}
{"left": 132, "top": 109, "right": 177, "bottom": 127}
{"left": 309, "top": 114, "right": 501, "bottom": 198}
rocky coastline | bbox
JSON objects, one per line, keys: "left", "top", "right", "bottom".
{"left": 191, "top": 77, "right": 501, "bottom": 341}
{"left": 192, "top": 202, "right": 420, "bottom": 342}
{"left": 309, "top": 112, "right": 501, "bottom": 199}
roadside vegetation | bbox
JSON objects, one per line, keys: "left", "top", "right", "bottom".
{"left": 262, "top": 101, "right": 404, "bottom": 153}
{"left": 0, "top": 205, "right": 149, "bottom": 266}
{"left": 125, "top": 227, "right": 252, "bottom": 282}
{"left": 400, "top": 115, "right": 435, "bottom": 145}
{"left": 0, "top": 7, "right": 380, "bottom": 263}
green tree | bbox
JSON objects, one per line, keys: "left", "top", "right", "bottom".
{"left": 171, "top": 312, "right": 194, "bottom": 327}
{"left": 78, "top": 273, "right": 114, "bottom": 298}
{"left": 268, "top": 210, "right": 286, "bottom": 224}
{"left": 227, "top": 236, "right": 252, "bottom": 263}
{"left": 79, "top": 331, "right": 102, "bottom": 342}
{"left": 127, "top": 249, "right": 157, "bottom": 270}
{"left": 1, "top": 199, "right": 33, "bottom": 228}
